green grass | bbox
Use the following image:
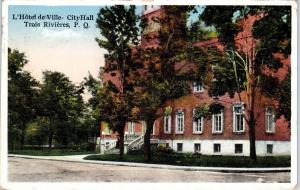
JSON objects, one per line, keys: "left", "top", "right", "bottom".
{"left": 9, "top": 149, "right": 96, "bottom": 156}
{"left": 84, "top": 153, "right": 291, "bottom": 168}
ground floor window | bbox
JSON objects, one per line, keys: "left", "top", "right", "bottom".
{"left": 267, "top": 144, "right": 273, "bottom": 154}
{"left": 177, "top": 143, "right": 183, "bottom": 152}
{"left": 164, "top": 115, "right": 171, "bottom": 134}
{"left": 175, "top": 110, "right": 184, "bottom": 134}
{"left": 233, "top": 104, "right": 245, "bottom": 132}
{"left": 128, "top": 122, "right": 135, "bottom": 134}
{"left": 265, "top": 107, "right": 275, "bottom": 133}
{"left": 212, "top": 112, "right": 223, "bottom": 133}
{"left": 213, "top": 143, "right": 221, "bottom": 153}
{"left": 194, "top": 143, "right": 201, "bottom": 153}
{"left": 235, "top": 144, "right": 243, "bottom": 154}
{"left": 193, "top": 109, "right": 203, "bottom": 134}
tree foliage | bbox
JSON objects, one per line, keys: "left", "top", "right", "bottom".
{"left": 200, "top": 6, "right": 291, "bottom": 160}
{"left": 8, "top": 48, "right": 39, "bottom": 149}
{"left": 95, "top": 5, "right": 140, "bottom": 158}
{"left": 38, "top": 71, "right": 85, "bottom": 147}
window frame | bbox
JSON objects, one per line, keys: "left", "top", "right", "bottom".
{"left": 128, "top": 122, "right": 135, "bottom": 134}
{"left": 177, "top": 143, "right": 183, "bottom": 152}
{"left": 194, "top": 143, "right": 201, "bottom": 153}
{"left": 234, "top": 144, "right": 243, "bottom": 154}
{"left": 233, "top": 103, "right": 245, "bottom": 133}
{"left": 164, "top": 115, "right": 171, "bottom": 134}
{"left": 213, "top": 143, "right": 221, "bottom": 153}
{"left": 193, "top": 109, "right": 204, "bottom": 134}
{"left": 193, "top": 82, "right": 204, "bottom": 93}
{"left": 265, "top": 107, "right": 275, "bottom": 133}
{"left": 267, "top": 144, "right": 273, "bottom": 154}
{"left": 212, "top": 111, "right": 224, "bottom": 134}
{"left": 175, "top": 110, "right": 185, "bottom": 134}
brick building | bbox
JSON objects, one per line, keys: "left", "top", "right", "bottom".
{"left": 99, "top": 5, "right": 290, "bottom": 156}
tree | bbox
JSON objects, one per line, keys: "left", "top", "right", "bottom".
{"left": 8, "top": 48, "right": 39, "bottom": 149}
{"left": 131, "top": 6, "right": 205, "bottom": 161}
{"left": 200, "top": 6, "right": 291, "bottom": 160}
{"left": 95, "top": 5, "right": 140, "bottom": 158}
{"left": 38, "top": 71, "right": 84, "bottom": 148}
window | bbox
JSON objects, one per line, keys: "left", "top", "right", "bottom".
{"left": 233, "top": 104, "right": 245, "bottom": 132}
{"left": 193, "top": 82, "right": 203, "bottom": 93}
{"left": 265, "top": 107, "right": 275, "bottom": 133}
{"left": 267, "top": 144, "right": 273, "bottom": 154}
{"left": 214, "top": 143, "right": 221, "bottom": 153}
{"left": 102, "top": 122, "right": 111, "bottom": 135}
{"left": 142, "top": 121, "right": 146, "bottom": 134}
{"left": 177, "top": 143, "right": 183, "bottom": 152}
{"left": 175, "top": 110, "right": 184, "bottom": 134}
{"left": 128, "top": 122, "right": 135, "bottom": 134}
{"left": 194, "top": 143, "right": 201, "bottom": 153}
{"left": 235, "top": 144, "right": 243, "bottom": 154}
{"left": 212, "top": 111, "right": 223, "bottom": 133}
{"left": 152, "top": 121, "right": 156, "bottom": 135}
{"left": 164, "top": 115, "right": 171, "bottom": 134}
{"left": 193, "top": 109, "right": 203, "bottom": 134}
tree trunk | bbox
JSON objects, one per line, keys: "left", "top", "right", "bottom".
{"left": 249, "top": 111, "right": 257, "bottom": 161}
{"left": 248, "top": 49, "right": 257, "bottom": 161}
{"left": 48, "top": 131, "right": 53, "bottom": 149}
{"left": 20, "top": 122, "right": 25, "bottom": 149}
{"left": 117, "top": 124, "right": 125, "bottom": 159}
{"left": 144, "top": 118, "right": 154, "bottom": 162}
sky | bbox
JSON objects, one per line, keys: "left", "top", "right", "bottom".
{"left": 8, "top": 5, "right": 202, "bottom": 99}
{"left": 8, "top": 6, "right": 144, "bottom": 84}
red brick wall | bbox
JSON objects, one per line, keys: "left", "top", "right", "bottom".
{"left": 154, "top": 89, "right": 290, "bottom": 141}
{"left": 102, "top": 9, "right": 291, "bottom": 143}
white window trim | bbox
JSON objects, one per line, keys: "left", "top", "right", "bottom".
{"left": 193, "top": 109, "right": 203, "bottom": 134}
{"left": 193, "top": 82, "right": 204, "bottom": 93}
{"left": 177, "top": 143, "right": 183, "bottom": 152}
{"left": 266, "top": 144, "right": 273, "bottom": 154}
{"left": 213, "top": 143, "right": 221, "bottom": 154}
{"left": 164, "top": 115, "right": 171, "bottom": 134}
{"left": 128, "top": 122, "right": 135, "bottom": 134}
{"left": 194, "top": 143, "right": 201, "bottom": 153}
{"left": 233, "top": 103, "right": 245, "bottom": 133}
{"left": 152, "top": 121, "right": 156, "bottom": 135}
{"left": 265, "top": 107, "right": 276, "bottom": 133}
{"left": 175, "top": 110, "right": 184, "bottom": 134}
{"left": 234, "top": 144, "right": 243, "bottom": 154}
{"left": 212, "top": 111, "right": 224, "bottom": 134}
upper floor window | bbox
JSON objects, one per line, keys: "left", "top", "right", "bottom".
{"left": 193, "top": 82, "right": 203, "bottom": 93}
{"left": 212, "top": 111, "right": 223, "bottom": 134}
{"left": 233, "top": 104, "right": 245, "bottom": 133}
{"left": 175, "top": 110, "right": 184, "bottom": 134}
{"left": 164, "top": 115, "right": 171, "bottom": 134}
{"left": 193, "top": 109, "right": 203, "bottom": 134}
{"left": 265, "top": 107, "right": 275, "bottom": 133}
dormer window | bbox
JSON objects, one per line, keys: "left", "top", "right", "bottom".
{"left": 193, "top": 82, "right": 203, "bottom": 93}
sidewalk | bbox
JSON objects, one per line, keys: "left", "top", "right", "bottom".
{"left": 8, "top": 154, "right": 291, "bottom": 173}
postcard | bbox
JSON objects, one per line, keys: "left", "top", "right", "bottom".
{"left": 0, "top": 0, "right": 297, "bottom": 190}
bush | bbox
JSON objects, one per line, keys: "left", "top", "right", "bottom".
{"left": 127, "top": 147, "right": 144, "bottom": 155}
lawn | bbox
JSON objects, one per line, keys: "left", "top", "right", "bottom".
{"left": 84, "top": 153, "right": 291, "bottom": 168}
{"left": 9, "top": 149, "right": 96, "bottom": 156}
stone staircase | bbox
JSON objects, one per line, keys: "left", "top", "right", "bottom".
{"left": 101, "top": 134, "right": 144, "bottom": 154}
